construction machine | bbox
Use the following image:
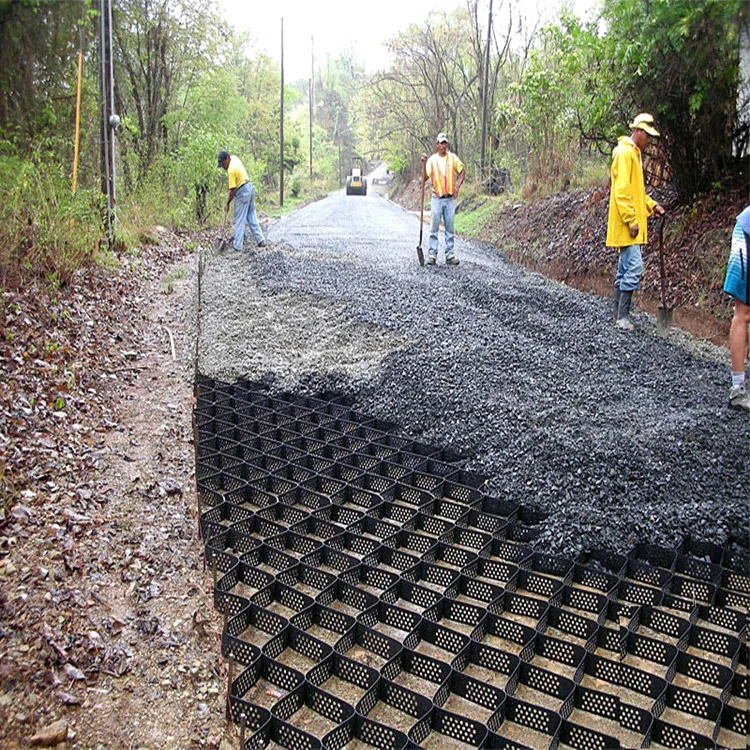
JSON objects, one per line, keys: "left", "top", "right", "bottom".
{"left": 345, "top": 157, "right": 367, "bottom": 196}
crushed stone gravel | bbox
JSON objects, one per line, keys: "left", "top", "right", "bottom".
{"left": 188, "top": 191, "right": 749, "bottom": 559}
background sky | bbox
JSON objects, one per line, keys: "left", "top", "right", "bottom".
{"left": 217, "top": 0, "right": 600, "bottom": 82}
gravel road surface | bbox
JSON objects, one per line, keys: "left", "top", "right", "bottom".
{"left": 192, "top": 188, "right": 749, "bottom": 557}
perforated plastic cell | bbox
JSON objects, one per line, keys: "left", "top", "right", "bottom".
{"left": 381, "top": 578, "right": 443, "bottom": 613}
{"left": 253, "top": 580, "right": 316, "bottom": 620}
{"left": 464, "top": 640, "right": 519, "bottom": 679}
{"left": 464, "top": 507, "right": 509, "bottom": 536}
{"left": 364, "top": 460, "right": 409, "bottom": 488}
{"left": 522, "top": 662, "right": 575, "bottom": 704}
{"left": 223, "top": 605, "right": 286, "bottom": 664}
{"left": 326, "top": 530, "right": 382, "bottom": 560}
{"left": 638, "top": 605, "right": 691, "bottom": 645}
{"left": 715, "top": 586, "right": 750, "bottom": 613}
{"left": 669, "top": 574, "right": 716, "bottom": 606}
{"left": 372, "top": 500, "right": 418, "bottom": 529}
{"left": 503, "top": 592, "right": 547, "bottom": 625}
{"left": 721, "top": 703, "right": 748, "bottom": 739}
{"left": 409, "top": 471, "right": 444, "bottom": 495}
{"left": 517, "top": 568, "right": 564, "bottom": 604}
{"left": 558, "top": 719, "right": 621, "bottom": 750}
{"left": 422, "top": 706, "right": 489, "bottom": 748}
{"left": 689, "top": 624, "right": 741, "bottom": 666}
{"left": 698, "top": 603, "right": 746, "bottom": 637}
{"left": 618, "top": 578, "right": 664, "bottom": 607}
{"left": 384, "top": 647, "right": 453, "bottom": 691}
{"left": 576, "top": 547, "right": 627, "bottom": 578}
{"left": 494, "top": 696, "right": 562, "bottom": 742}
{"left": 486, "top": 610, "right": 537, "bottom": 648}
{"left": 412, "top": 511, "right": 453, "bottom": 540}
{"left": 484, "top": 538, "right": 534, "bottom": 567}
{"left": 455, "top": 673, "right": 506, "bottom": 713}
{"left": 535, "top": 633, "right": 586, "bottom": 671}
{"left": 363, "top": 542, "right": 419, "bottom": 574}
{"left": 666, "top": 683, "right": 722, "bottom": 722}
{"left": 386, "top": 529, "right": 437, "bottom": 557}
{"left": 433, "top": 541, "right": 478, "bottom": 571}
{"left": 271, "top": 717, "right": 322, "bottom": 750}
{"left": 409, "top": 560, "right": 460, "bottom": 594}
{"left": 572, "top": 563, "right": 619, "bottom": 597}
{"left": 417, "top": 458, "right": 460, "bottom": 478}
{"left": 546, "top": 605, "right": 598, "bottom": 645}
{"left": 649, "top": 718, "right": 715, "bottom": 750}
{"left": 348, "top": 715, "right": 410, "bottom": 750}
{"left": 585, "top": 652, "right": 667, "bottom": 702}
{"left": 626, "top": 631, "right": 678, "bottom": 672}
{"left": 351, "top": 514, "right": 401, "bottom": 544}
{"left": 265, "top": 529, "right": 323, "bottom": 560}
{"left": 241, "top": 542, "right": 298, "bottom": 577}
{"left": 226, "top": 699, "right": 272, "bottom": 750}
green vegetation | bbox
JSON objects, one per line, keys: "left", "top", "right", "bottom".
{"left": 0, "top": 0, "right": 747, "bottom": 287}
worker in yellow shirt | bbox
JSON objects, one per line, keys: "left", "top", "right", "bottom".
{"left": 218, "top": 150, "right": 265, "bottom": 251}
{"left": 421, "top": 133, "right": 465, "bottom": 266}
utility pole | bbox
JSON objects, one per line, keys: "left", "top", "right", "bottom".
{"left": 279, "top": 18, "right": 284, "bottom": 207}
{"left": 309, "top": 37, "right": 314, "bottom": 180}
{"left": 99, "top": 0, "right": 117, "bottom": 243}
{"left": 479, "top": 0, "right": 493, "bottom": 189}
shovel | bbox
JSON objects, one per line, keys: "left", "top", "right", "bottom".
{"left": 416, "top": 176, "right": 425, "bottom": 266}
{"left": 214, "top": 212, "right": 229, "bottom": 253}
{"left": 655, "top": 215, "right": 673, "bottom": 337}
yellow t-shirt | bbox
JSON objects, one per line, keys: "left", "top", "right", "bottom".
{"left": 426, "top": 151, "right": 465, "bottom": 197}
{"left": 227, "top": 156, "right": 249, "bottom": 190}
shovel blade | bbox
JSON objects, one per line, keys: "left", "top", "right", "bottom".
{"left": 656, "top": 306, "right": 673, "bottom": 337}
{"left": 416, "top": 244, "right": 424, "bottom": 267}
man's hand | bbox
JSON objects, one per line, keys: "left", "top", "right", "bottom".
{"left": 420, "top": 153, "right": 428, "bottom": 164}
{"left": 655, "top": 204, "right": 665, "bottom": 216}
{"left": 629, "top": 222, "right": 639, "bottom": 239}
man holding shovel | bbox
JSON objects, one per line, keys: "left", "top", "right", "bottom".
{"left": 218, "top": 150, "right": 265, "bottom": 251}
{"left": 421, "top": 133, "right": 465, "bottom": 266}
{"left": 606, "top": 113, "right": 665, "bottom": 330}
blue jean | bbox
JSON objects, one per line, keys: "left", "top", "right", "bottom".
{"left": 429, "top": 196, "right": 456, "bottom": 259}
{"left": 233, "top": 183, "right": 264, "bottom": 250}
{"left": 615, "top": 244, "right": 644, "bottom": 291}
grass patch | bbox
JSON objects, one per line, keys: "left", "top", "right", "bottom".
{"left": 455, "top": 192, "right": 510, "bottom": 237}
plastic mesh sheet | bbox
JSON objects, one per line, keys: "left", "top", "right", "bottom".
{"left": 194, "top": 380, "right": 749, "bottom": 750}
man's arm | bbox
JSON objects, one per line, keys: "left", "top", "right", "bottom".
{"left": 454, "top": 168, "right": 465, "bottom": 196}
{"left": 421, "top": 153, "right": 430, "bottom": 183}
{"left": 225, "top": 187, "right": 237, "bottom": 213}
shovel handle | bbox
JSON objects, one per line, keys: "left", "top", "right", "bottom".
{"left": 657, "top": 214, "right": 668, "bottom": 308}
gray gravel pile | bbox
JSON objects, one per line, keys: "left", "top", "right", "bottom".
{"left": 191, "top": 192, "right": 749, "bottom": 558}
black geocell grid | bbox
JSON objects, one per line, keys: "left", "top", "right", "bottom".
{"left": 194, "top": 379, "right": 749, "bottom": 750}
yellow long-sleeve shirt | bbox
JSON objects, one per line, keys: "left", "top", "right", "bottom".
{"left": 606, "top": 136, "right": 657, "bottom": 248}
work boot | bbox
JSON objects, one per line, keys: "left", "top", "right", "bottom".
{"left": 613, "top": 287, "right": 622, "bottom": 323}
{"left": 729, "top": 383, "right": 750, "bottom": 412}
{"left": 426, "top": 256, "right": 436, "bottom": 266}
{"left": 446, "top": 257, "right": 460, "bottom": 266}
{"left": 616, "top": 290, "right": 634, "bottom": 331}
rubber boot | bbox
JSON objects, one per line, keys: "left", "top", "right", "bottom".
{"left": 616, "top": 290, "right": 635, "bottom": 330}
{"left": 613, "top": 287, "right": 622, "bottom": 323}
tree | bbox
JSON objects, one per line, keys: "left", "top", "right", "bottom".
{"left": 598, "top": 0, "right": 747, "bottom": 199}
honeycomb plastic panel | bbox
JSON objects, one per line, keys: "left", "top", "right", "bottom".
{"left": 194, "top": 380, "right": 749, "bottom": 750}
